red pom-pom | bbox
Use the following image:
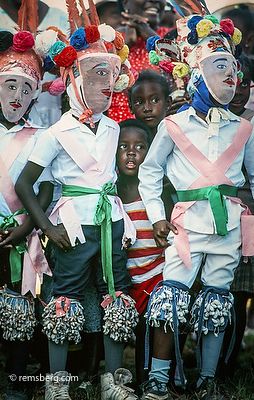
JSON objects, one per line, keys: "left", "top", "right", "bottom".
{"left": 113, "top": 31, "right": 125, "bottom": 50}
{"left": 104, "top": 42, "right": 114, "bottom": 51}
{"left": 85, "top": 25, "right": 100, "bottom": 43}
{"left": 12, "top": 31, "right": 34, "bottom": 52}
{"left": 220, "top": 19, "right": 234, "bottom": 36}
{"left": 159, "top": 60, "right": 174, "bottom": 74}
{"left": 54, "top": 46, "right": 77, "bottom": 67}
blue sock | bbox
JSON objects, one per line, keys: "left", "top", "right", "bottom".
{"left": 197, "top": 331, "right": 225, "bottom": 388}
{"left": 149, "top": 357, "right": 171, "bottom": 387}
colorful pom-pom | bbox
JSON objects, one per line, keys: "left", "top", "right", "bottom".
{"left": 70, "top": 27, "right": 88, "bottom": 51}
{"left": 0, "top": 31, "right": 13, "bottom": 52}
{"left": 43, "top": 55, "right": 55, "bottom": 71}
{"left": 48, "top": 77, "right": 66, "bottom": 95}
{"left": 172, "top": 62, "right": 189, "bottom": 79}
{"left": 98, "top": 24, "right": 116, "bottom": 42}
{"left": 49, "top": 41, "right": 66, "bottom": 59}
{"left": 114, "top": 74, "right": 129, "bottom": 92}
{"left": 158, "top": 60, "right": 175, "bottom": 74}
{"left": 118, "top": 44, "right": 129, "bottom": 63}
{"left": 232, "top": 28, "right": 242, "bottom": 45}
{"left": 220, "top": 19, "right": 235, "bottom": 37}
{"left": 196, "top": 19, "right": 214, "bottom": 38}
{"left": 146, "top": 35, "right": 160, "bottom": 52}
{"left": 149, "top": 50, "right": 161, "bottom": 65}
{"left": 113, "top": 31, "right": 125, "bottom": 50}
{"left": 35, "top": 29, "right": 58, "bottom": 57}
{"left": 187, "top": 29, "right": 198, "bottom": 45}
{"left": 12, "top": 31, "right": 34, "bottom": 52}
{"left": 85, "top": 25, "right": 100, "bottom": 44}
{"left": 205, "top": 15, "right": 219, "bottom": 24}
{"left": 187, "top": 15, "right": 203, "bottom": 30}
{"left": 54, "top": 46, "right": 77, "bottom": 67}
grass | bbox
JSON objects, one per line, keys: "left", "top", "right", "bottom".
{"left": 0, "top": 333, "right": 253, "bottom": 399}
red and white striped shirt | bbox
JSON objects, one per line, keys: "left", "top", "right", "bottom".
{"left": 124, "top": 198, "right": 165, "bottom": 314}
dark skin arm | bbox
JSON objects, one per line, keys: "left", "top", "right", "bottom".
{"left": 120, "top": 12, "right": 158, "bottom": 46}
{"left": 153, "top": 179, "right": 178, "bottom": 248}
{"left": 15, "top": 161, "right": 71, "bottom": 250}
{"left": 0, "top": 181, "right": 54, "bottom": 247}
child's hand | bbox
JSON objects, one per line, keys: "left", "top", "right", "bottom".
{"left": 0, "top": 226, "right": 27, "bottom": 248}
{"left": 153, "top": 220, "right": 178, "bottom": 248}
{"left": 44, "top": 224, "right": 72, "bottom": 251}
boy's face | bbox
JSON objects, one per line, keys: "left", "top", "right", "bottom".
{"left": 79, "top": 53, "right": 120, "bottom": 114}
{"left": 199, "top": 53, "right": 238, "bottom": 105}
{"left": 229, "top": 65, "right": 252, "bottom": 115}
{"left": 0, "top": 74, "right": 37, "bottom": 123}
{"left": 130, "top": 81, "right": 170, "bottom": 130}
{"left": 117, "top": 127, "right": 149, "bottom": 177}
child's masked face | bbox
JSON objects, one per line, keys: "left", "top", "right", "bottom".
{"left": 78, "top": 53, "right": 120, "bottom": 114}
{"left": 0, "top": 74, "right": 37, "bottom": 122}
{"left": 199, "top": 53, "right": 237, "bottom": 105}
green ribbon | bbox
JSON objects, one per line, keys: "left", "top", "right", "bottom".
{"left": 0, "top": 208, "right": 27, "bottom": 284}
{"left": 176, "top": 184, "right": 238, "bottom": 236}
{"left": 62, "top": 183, "right": 117, "bottom": 298}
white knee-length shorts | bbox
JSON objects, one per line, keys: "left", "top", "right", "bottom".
{"left": 164, "top": 226, "right": 241, "bottom": 290}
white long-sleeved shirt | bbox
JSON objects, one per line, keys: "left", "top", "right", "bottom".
{"left": 138, "top": 107, "right": 254, "bottom": 234}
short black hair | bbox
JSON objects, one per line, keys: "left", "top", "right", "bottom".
{"left": 128, "top": 69, "right": 171, "bottom": 103}
{"left": 119, "top": 118, "right": 152, "bottom": 146}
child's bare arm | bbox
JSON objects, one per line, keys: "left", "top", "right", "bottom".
{"left": 15, "top": 161, "right": 71, "bottom": 250}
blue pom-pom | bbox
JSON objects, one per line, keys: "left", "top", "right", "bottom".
{"left": 70, "top": 27, "right": 88, "bottom": 51}
{"left": 187, "top": 15, "right": 203, "bottom": 30}
{"left": 146, "top": 35, "right": 160, "bottom": 52}
{"left": 43, "top": 55, "right": 55, "bottom": 71}
{"left": 187, "top": 29, "right": 198, "bottom": 45}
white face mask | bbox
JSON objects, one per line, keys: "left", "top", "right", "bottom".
{"left": 0, "top": 74, "right": 37, "bottom": 123}
{"left": 199, "top": 53, "right": 238, "bottom": 105}
{"left": 78, "top": 53, "right": 120, "bottom": 114}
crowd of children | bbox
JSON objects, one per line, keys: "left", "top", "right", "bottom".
{"left": 1, "top": 1, "right": 254, "bottom": 400}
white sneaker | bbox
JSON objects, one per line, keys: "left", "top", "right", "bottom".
{"left": 45, "top": 371, "right": 71, "bottom": 400}
{"left": 101, "top": 369, "right": 138, "bottom": 400}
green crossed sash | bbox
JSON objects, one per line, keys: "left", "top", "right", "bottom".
{"left": 0, "top": 208, "right": 27, "bottom": 284}
{"left": 176, "top": 184, "right": 238, "bottom": 236}
{"left": 62, "top": 182, "right": 117, "bottom": 298}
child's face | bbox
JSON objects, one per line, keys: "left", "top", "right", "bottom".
{"left": 229, "top": 65, "right": 252, "bottom": 115}
{"left": 130, "top": 81, "right": 170, "bottom": 130}
{"left": 117, "top": 127, "right": 149, "bottom": 177}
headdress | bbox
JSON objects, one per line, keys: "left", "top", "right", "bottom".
{"left": 146, "top": 0, "right": 242, "bottom": 82}
{"left": 35, "top": 0, "right": 134, "bottom": 124}
{"left": 0, "top": 0, "right": 65, "bottom": 96}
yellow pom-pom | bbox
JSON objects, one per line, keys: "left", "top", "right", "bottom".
{"left": 149, "top": 50, "right": 161, "bottom": 65}
{"left": 173, "top": 62, "right": 189, "bottom": 79}
{"left": 196, "top": 19, "right": 214, "bottom": 38}
{"left": 118, "top": 44, "right": 129, "bottom": 63}
{"left": 232, "top": 28, "right": 242, "bottom": 45}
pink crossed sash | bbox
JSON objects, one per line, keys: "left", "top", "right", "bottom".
{"left": 50, "top": 125, "right": 136, "bottom": 246}
{"left": 165, "top": 117, "right": 254, "bottom": 268}
{"left": 0, "top": 128, "right": 52, "bottom": 297}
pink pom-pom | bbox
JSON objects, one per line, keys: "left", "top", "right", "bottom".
{"left": 48, "top": 78, "right": 66, "bottom": 95}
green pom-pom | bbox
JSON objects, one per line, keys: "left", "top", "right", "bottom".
{"left": 149, "top": 50, "right": 161, "bottom": 65}
{"left": 205, "top": 15, "right": 219, "bottom": 24}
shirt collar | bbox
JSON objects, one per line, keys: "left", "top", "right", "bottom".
{"left": 187, "top": 106, "right": 241, "bottom": 123}
{"left": 60, "top": 111, "right": 118, "bottom": 132}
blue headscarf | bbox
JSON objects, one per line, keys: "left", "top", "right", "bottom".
{"left": 178, "top": 71, "right": 229, "bottom": 114}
